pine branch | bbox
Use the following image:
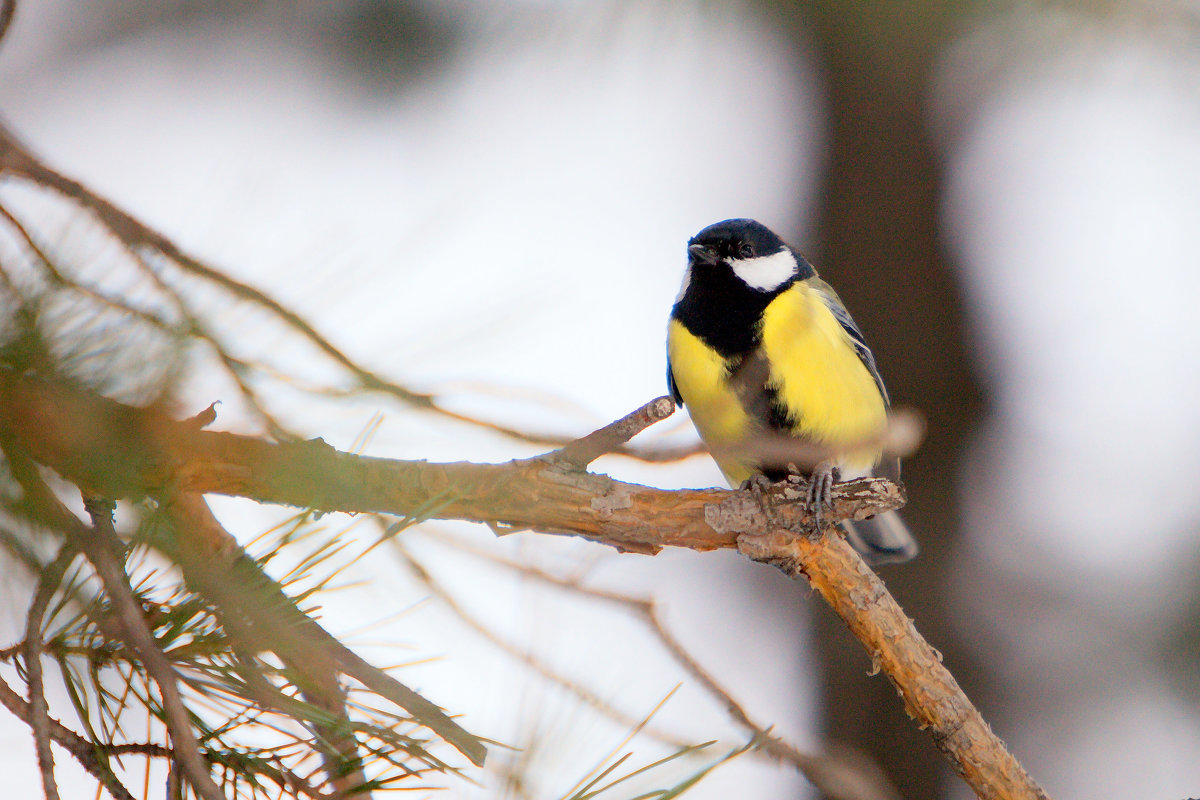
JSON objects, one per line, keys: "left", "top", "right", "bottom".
{"left": 156, "top": 498, "right": 371, "bottom": 797}
{"left": 78, "top": 497, "right": 227, "bottom": 800}
{"left": 0, "top": 367, "right": 1049, "bottom": 799}
{"left": 155, "top": 491, "right": 487, "bottom": 769}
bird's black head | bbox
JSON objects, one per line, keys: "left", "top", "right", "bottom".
{"left": 688, "top": 218, "right": 785, "bottom": 263}
{"left": 685, "top": 218, "right": 814, "bottom": 292}
{"left": 672, "top": 219, "right": 814, "bottom": 356}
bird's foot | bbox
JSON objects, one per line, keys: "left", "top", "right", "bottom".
{"left": 805, "top": 461, "right": 840, "bottom": 530}
{"left": 740, "top": 473, "right": 774, "bottom": 497}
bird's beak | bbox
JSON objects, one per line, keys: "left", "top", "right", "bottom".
{"left": 688, "top": 243, "right": 720, "bottom": 266}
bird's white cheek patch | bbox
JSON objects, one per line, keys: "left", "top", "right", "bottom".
{"left": 728, "top": 250, "right": 796, "bottom": 291}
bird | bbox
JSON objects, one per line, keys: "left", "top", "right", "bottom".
{"left": 666, "top": 218, "right": 917, "bottom": 564}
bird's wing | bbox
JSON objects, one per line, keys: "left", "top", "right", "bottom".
{"left": 666, "top": 359, "right": 683, "bottom": 405}
{"left": 809, "top": 278, "right": 890, "bottom": 407}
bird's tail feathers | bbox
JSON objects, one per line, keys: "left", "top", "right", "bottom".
{"left": 841, "top": 511, "right": 918, "bottom": 566}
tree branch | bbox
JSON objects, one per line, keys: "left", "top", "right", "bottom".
{"left": 0, "top": 366, "right": 1049, "bottom": 799}
{"left": 736, "top": 532, "right": 1048, "bottom": 800}
{"left": 0, "top": 368, "right": 904, "bottom": 555}
{"left": 164, "top": 495, "right": 370, "bottom": 797}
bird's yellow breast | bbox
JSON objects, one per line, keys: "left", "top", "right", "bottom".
{"left": 667, "top": 281, "right": 886, "bottom": 485}
{"left": 760, "top": 282, "right": 886, "bottom": 458}
{"left": 666, "top": 318, "right": 753, "bottom": 451}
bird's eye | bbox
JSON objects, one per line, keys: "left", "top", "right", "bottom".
{"left": 737, "top": 243, "right": 755, "bottom": 259}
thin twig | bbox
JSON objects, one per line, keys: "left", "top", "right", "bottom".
{"left": 0, "top": 121, "right": 708, "bottom": 462}
{"left": 126, "top": 248, "right": 300, "bottom": 438}
{"left": 393, "top": 539, "right": 697, "bottom": 751}
{"left": 0, "top": 201, "right": 180, "bottom": 335}
{"left": 0, "top": 122, "right": 508, "bottom": 433}
{"left": 24, "top": 541, "right": 77, "bottom": 800}
{"left": 0, "top": 673, "right": 136, "bottom": 800}
{"left": 104, "top": 742, "right": 173, "bottom": 758}
{"left": 429, "top": 531, "right": 900, "bottom": 800}
{"left": 642, "top": 604, "right": 899, "bottom": 800}
{"left": 554, "top": 396, "right": 677, "bottom": 469}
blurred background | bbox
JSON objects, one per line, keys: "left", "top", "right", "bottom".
{"left": 2, "top": 1, "right": 1200, "bottom": 798}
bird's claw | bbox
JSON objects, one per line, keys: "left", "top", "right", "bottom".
{"left": 740, "top": 473, "right": 774, "bottom": 497}
{"left": 805, "top": 461, "right": 840, "bottom": 530}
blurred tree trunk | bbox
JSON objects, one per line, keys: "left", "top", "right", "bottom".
{"left": 791, "top": 3, "right": 986, "bottom": 797}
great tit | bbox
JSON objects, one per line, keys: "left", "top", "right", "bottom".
{"left": 667, "top": 218, "right": 917, "bottom": 565}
